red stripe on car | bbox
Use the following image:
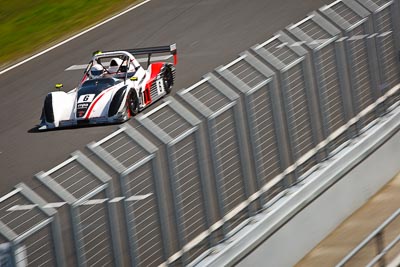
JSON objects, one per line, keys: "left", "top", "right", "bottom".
{"left": 149, "top": 63, "right": 163, "bottom": 80}
{"left": 84, "top": 93, "right": 105, "bottom": 119}
{"left": 144, "top": 63, "right": 164, "bottom": 105}
{"left": 84, "top": 86, "right": 114, "bottom": 119}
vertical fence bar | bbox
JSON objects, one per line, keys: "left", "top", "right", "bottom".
{"left": 136, "top": 97, "right": 211, "bottom": 264}
{"left": 17, "top": 183, "right": 65, "bottom": 267}
{"left": 217, "top": 51, "right": 289, "bottom": 207}
{"left": 252, "top": 31, "right": 323, "bottom": 182}
{"left": 0, "top": 183, "right": 63, "bottom": 267}
{"left": 375, "top": 231, "right": 386, "bottom": 267}
{"left": 357, "top": 0, "right": 400, "bottom": 109}
{"left": 178, "top": 74, "right": 253, "bottom": 241}
{"left": 35, "top": 151, "right": 119, "bottom": 267}
{"left": 287, "top": 12, "right": 353, "bottom": 157}
{"left": 88, "top": 125, "right": 168, "bottom": 267}
{"left": 320, "top": 0, "right": 383, "bottom": 134}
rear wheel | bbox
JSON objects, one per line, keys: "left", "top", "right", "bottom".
{"left": 127, "top": 90, "right": 139, "bottom": 116}
{"left": 163, "top": 65, "right": 174, "bottom": 94}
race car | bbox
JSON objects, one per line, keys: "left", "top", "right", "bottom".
{"left": 38, "top": 44, "right": 177, "bottom": 130}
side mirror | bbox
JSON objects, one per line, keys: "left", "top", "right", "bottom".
{"left": 130, "top": 77, "right": 138, "bottom": 81}
{"left": 55, "top": 84, "right": 63, "bottom": 90}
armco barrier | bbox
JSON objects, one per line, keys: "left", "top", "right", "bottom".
{"left": 0, "top": 0, "right": 399, "bottom": 266}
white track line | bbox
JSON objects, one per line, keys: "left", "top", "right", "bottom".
{"left": 0, "top": 0, "right": 151, "bottom": 76}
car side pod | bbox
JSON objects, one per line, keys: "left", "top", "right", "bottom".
{"left": 38, "top": 85, "right": 63, "bottom": 131}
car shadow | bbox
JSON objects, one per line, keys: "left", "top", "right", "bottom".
{"left": 27, "top": 126, "right": 42, "bottom": 133}
{"left": 27, "top": 121, "right": 125, "bottom": 134}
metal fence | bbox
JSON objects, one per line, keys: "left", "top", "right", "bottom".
{"left": 178, "top": 73, "right": 252, "bottom": 235}
{"left": 1, "top": 0, "right": 400, "bottom": 266}
{"left": 337, "top": 207, "right": 400, "bottom": 266}
{"left": 35, "top": 151, "right": 120, "bottom": 267}
{"left": 136, "top": 97, "right": 211, "bottom": 264}
{"left": 217, "top": 50, "right": 287, "bottom": 205}
{"left": 0, "top": 183, "right": 63, "bottom": 267}
{"left": 88, "top": 125, "right": 167, "bottom": 267}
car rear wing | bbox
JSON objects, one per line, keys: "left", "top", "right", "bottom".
{"left": 102, "top": 43, "right": 177, "bottom": 66}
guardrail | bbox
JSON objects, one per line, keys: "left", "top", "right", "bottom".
{"left": 337, "top": 208, "right": 400, "bottom": 267}
{"left": 0, "top": 0, "right": 399, "bottom": 266}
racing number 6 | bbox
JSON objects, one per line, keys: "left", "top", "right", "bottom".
{"left": 156, "top": 78, "right": 164, "bottom": 94}
{"left": 78, "top": 94, "right": 95, "bottom": 103}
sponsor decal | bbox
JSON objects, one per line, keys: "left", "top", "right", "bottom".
{"left": 77, "top": 103, "right": 89, "bottom": 109}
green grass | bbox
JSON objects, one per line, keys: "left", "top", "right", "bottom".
{"left": 0, "top": 0, "right": 139, "bottom": 66}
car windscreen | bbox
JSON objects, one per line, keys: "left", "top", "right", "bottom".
{"left": 79, "top": 78, "right": 121, "bottom": 95}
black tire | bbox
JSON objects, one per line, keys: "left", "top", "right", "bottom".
{"left": 163, "top": 65, "right": 174, "bottom": 94}
{"left": 127, "top": 90, "right": 139, "bottom": 116}
{"left": 43, "top": 93, "right": 54, "bottom": 123}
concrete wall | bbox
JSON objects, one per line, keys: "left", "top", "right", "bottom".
{"left": 197, "top": 104, "right": 400, "bottom": 267}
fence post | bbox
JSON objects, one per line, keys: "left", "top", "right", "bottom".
{"left": 375, "top": 231, "right": 386, "bottom": 267}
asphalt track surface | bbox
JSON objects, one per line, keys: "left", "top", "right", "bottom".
{"left": 0, "top": 0, "right": 332, "bottom": 195}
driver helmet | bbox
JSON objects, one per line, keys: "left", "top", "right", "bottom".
{"left": 108, "top": 58, "right": 123, "bottom": 73}
{"left": 90, "top": 64, "right": 104, "bottom": 79}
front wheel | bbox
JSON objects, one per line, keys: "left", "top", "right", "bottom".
{"left": 127, "top": 90, "right": 139, "bottom": 116}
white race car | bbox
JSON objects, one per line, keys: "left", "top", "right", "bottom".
{"left": 39, "top": 44, "right": 177, "bottom": 130}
